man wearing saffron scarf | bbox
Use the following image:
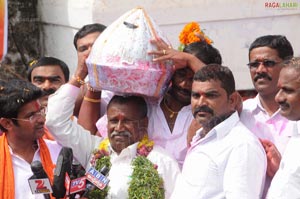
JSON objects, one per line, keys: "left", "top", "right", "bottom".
{"left": 46, "top": 61, "right": 180, "bottom": 198}
{"left": 0, "top": 79, "right": 62, "bottom": 199}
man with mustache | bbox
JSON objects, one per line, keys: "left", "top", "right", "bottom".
{"left": 28, "top": 56, "right": 70, "bottom": 107}
{"left": 95, "top": 40, "right": 222, "bottom": 168}
{"left": 266, "top": 57, "right": 300, "bottom": 198}
{"left": 171, "top": 64, "right": 266, "bottom": 199}
{"left": 45, "top": 61, "right": 180, "bottom": 198}
{"left": 239, "top": 35, "right": 294, "bottom": 195}
{"left": 147, "top": 40, "right": 222, "bottom": 168}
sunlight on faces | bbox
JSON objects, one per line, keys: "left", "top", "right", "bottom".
{"left": 107, "top": 103, "right": 147, "bottom": 154}
{"left": 191, "top": 80, "right": 236, "bottom": 130}
{"left": 275, "top": 67, "right": 300, "bottom": 121}
{"left": 249, "top": 47, "right": 283, "bottom": 97}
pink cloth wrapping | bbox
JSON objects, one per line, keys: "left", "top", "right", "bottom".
{"left": 86, "top": 7, "right": 173, "bottom": 99}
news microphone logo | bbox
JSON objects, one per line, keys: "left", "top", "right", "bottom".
{"left": 69, "top": 176, "right": 87, "bottom": 194}
{"left": 28, "top": 160, "right": 52, "bottom": 199}
{"left": 86, "top": 167, "right": 110, "bottom": 190}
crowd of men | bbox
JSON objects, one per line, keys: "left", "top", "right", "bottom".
{"left": 0, "top": 22, "right": 299, "bottom": 199}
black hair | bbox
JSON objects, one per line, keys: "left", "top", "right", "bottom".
{"left": 193, "top": 64, "right": 235, "bottom": 96}
{"left": 183, "top": 41, "right": 222, "bottom": 65}
{"left": 73, "top": 23, "right": 106, "bottom": 49}
{"left": 27, "top": 56, "right": 70, "bottom": 82}
{"left": 107, "top": 95, "right": 147, "bottom": 118}
{"left": 249, "top": 35, "right": 294, "bottom": 60}
{"left": 0, "top": 79, "right": 44, "bottom": 132}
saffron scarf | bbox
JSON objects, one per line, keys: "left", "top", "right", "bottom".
{"left": 0, "top": 134, "right": 55, "bottom": 198}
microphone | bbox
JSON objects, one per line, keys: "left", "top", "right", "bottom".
{"left": 29, "top": 160, "right": 52, "bottom": 199}
{"left": 68, "top": 160, "right": 87, "bottom": 198}
{"left": 52, "top": 147, "right": 73, "bottom": 199}
{"left": 82, "top": 166, "right": 110, "bottom": 197}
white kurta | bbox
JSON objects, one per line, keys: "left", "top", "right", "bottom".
{"left": 171, "top": 112, "right": 267, "bottom": 199}
{"left": 267, "top": 121, "right": 300, "bottom": 199}
{"left": 12, "top": 139, "right": 61, "bottom": 199}
{"left": 46, "top": 84, "right": 180, "bottom": 198}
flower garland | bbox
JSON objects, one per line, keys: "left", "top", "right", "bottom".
{"left": 88, "top": 135, "right": 164, "bottom": 199}
{"left": 178, "top": 21, "right": 213, "bottom": 51}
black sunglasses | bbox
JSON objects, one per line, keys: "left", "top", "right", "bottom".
{"left": 247, "top": 60, "right": 279, "bottom": 69}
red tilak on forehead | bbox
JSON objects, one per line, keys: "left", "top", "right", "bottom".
{"left": 33, "top": 100, "right": 41, "bottom": 110}
{"left": 116, "top": 114, "right": 125, "bottom": 120}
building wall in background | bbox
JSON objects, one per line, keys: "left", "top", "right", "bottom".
{"left": 39, "top": 0, "right": 300, "bottom": 89}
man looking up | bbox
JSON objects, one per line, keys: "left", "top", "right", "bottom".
{"left": 266, "top": 57, "right": 300, "bottom": 198}
{"left": 171, "top": 64, "right": 266, "bottom": 199}
{"left": 0, "top": 79, "right": 62, "bottom": 199}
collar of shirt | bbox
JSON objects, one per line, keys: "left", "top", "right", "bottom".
{"left": 244, "top": 95, "right": 281, "bottom": 117}
{"left": 190, "top": 111, "right": 239, "bottom": 149}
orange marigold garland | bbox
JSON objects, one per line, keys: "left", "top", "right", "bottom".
{"left": 178, "top": 22, "right": 213, "bottom": 51}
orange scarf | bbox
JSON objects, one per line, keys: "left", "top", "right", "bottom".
{"left": 0, "top": 134, "right": 55, "bottom": 199}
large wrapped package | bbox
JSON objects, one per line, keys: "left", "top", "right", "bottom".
{"left": 86, "top": 7, "right": 173, "bottom": 99}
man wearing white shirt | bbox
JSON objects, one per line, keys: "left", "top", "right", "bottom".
{"left": 171, "top": 64, "right": 266, "bottom": 199}
{"left": 240, "top": 35, "right": 294, "bottom": 156}
{"left": 0, "top": 79, "right": 62, "bottom": 199}
{"left": 46, "top": 61, "right": 180, "bottom": 198}
{"left": 267, "top": 57, "right": 300, "bottom": 198}
{"left": 240, "top": 35, "right": 294, "bottom": 196}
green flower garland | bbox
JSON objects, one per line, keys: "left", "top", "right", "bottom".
{"left": 88, "top": 136, "right": 165, "bottom": 199}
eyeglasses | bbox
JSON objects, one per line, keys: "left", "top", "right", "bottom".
{"left": 11, "top": 107, "right": 46, "bottom": 123}
{"left": 247, "top": 60, "right": 280, "bottom": 69}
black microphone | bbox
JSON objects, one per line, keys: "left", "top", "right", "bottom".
{"left": 82, "top": 166, "right": 110, "bottom": 197}
{"left": 52, "top": 147, "right": 73, "bottom": 199}
{"left": 30, "top": 160, "right": 51, "bottom": 199}
{"left": 71, "top": 159, "right": 86, "bottom": 179}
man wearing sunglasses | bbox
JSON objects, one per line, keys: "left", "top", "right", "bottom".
{"left": 240, "top": 35, "right": 294, "bottom": 195}
{"left": 0, "top": 79, "right": 62, "bottom": 199}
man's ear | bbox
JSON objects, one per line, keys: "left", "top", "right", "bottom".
{"left": 229, "top": 91, "right": 242, "bottom": 113}
{"left": 0, "top": 118, "right": 13, "bottom": 132}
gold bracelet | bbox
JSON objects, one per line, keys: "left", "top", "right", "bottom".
{"left": 83, "top": 96, "right": 101, "bottom": 103}
{"left": 86, "top": 83, "right": 101, "bottom": 93}
{"left": 72, "top": 75, "right": 85, "bottom": 85}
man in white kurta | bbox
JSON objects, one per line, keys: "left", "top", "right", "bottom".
{"left": 266, "top": 57, "right": 300, "bottom": 198}
{"left": 46, "top": 84, "right": 180, "bottom": 199}
{"left": 267, "top": 121, "right": 300, "bottom": 198}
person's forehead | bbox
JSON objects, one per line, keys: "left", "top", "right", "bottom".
{"left": 279, "top": 67, "right": 300, "bottom": 84}
{"left": 18, "top": 100, "right": 41, "bottom": 115}
{"left": 192, "top": 79, "right": 222, "bottom": 90}
{"left": 249, "top": 46, "right": 280, "bottom": 60}
{"left": 31, "top": 65, "right": 65, "bottom": 77}
{"left": 77, "top": 32, "right": 101, "bottom": 46}
{"left": 107, "top": 103, "right": 140, "bottom": 118}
